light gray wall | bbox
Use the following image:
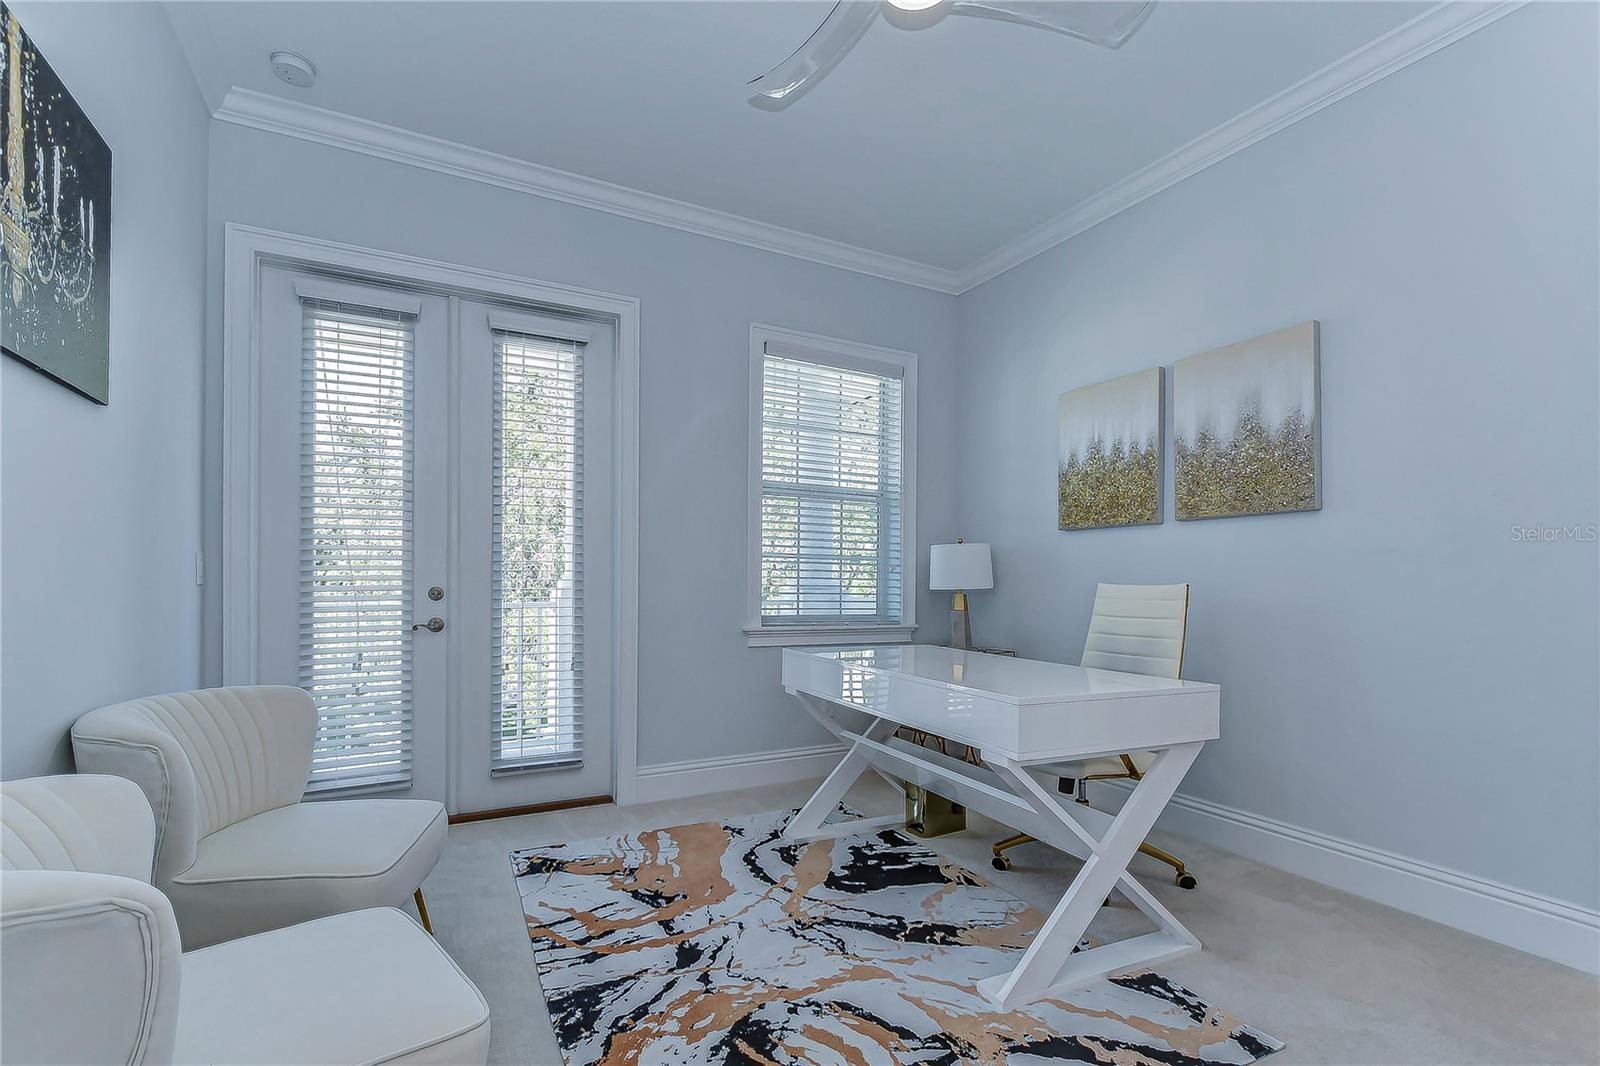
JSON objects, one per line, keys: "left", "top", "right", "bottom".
{"left": 954, "top": 3, "right": 1599, "bottom": 909}
{"left": 201, "top": 124, "right": 960, "bottom": 768}
{"left": 17, "top": 2, "right": 1586, "bottom": 915}
{"left": 0, "top": 3, "right": 209, "bottom": 778}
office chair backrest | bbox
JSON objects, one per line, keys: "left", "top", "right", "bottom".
{"left": 1080, "top": 583, "right": 1189, "bottom": 679}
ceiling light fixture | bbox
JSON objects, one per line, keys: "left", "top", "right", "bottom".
{"left": 749, "top": 0, "right": 1154, "bottom": 106}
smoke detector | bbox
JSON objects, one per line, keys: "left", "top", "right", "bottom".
{"left": 270, "top": 51, "right": 317, "bottom": 89}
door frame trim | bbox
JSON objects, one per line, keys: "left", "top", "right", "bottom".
{"left": 221, "top": 222, "right": 642, "bottom": 804}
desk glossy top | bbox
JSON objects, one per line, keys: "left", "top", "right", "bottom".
{"left": 794, "top": 645, "right": 1218, "bottom": 705}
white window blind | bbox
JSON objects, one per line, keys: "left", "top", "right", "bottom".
{"left": 759, "top": 348, "right": 904, "bottom": 624}
{"left": 492, "top": 329, "right": 584, "bottom": 773}
{"left": 299, "top": 299, "right": 416, "bottom": 793}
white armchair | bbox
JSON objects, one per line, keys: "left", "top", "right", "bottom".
{"left": 72, "top": 686, "right": 446, "bottom": 947}
{"left": 1, "top": 775, "right": 489, "bottom": 1065}
{"left": 1, "top": 775, "right": 182, "bottom": 1064}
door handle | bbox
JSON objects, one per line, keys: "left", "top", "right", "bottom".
{"left": 411, "top": 617, "right": 446, "bottom": 633}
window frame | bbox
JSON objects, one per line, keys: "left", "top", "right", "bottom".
{"left": 745, "top": 323, "right": 918, "bottom": 648}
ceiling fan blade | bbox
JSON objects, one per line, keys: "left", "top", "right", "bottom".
{"left": 748, "top": 1, "right": 880, "bottom": 103}
{"left": 947, "top": 0, "right": 1155, "bottom": 48}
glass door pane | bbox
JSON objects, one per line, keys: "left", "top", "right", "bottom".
{"left": 451, "top": 301, "right": 614, "bottom": 814}
{"left": 254, "top": 266, "right": 450, "bottom": 802}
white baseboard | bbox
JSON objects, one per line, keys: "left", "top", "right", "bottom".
{"left": 1103, "top": 782, "right": 1600, "bottom": 975}
{"left": 633, "top": 748, "right": 1599, "bottom": 974}
{"left": 633, "top": 743, "right": 848, "bottom": 805}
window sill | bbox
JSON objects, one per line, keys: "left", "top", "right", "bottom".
{"left": 491, "top": 757, "right": 583, "bottom": 777}
{"left": 744, "top": 624, "right": 918, "bottom": 648}
{"left": 303, "top": 776, "right": 412, "bottom": 800}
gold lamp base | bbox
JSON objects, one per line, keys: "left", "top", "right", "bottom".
{"left": 950, "top": 590, "right": 972, "bottom": 650}
{"left": 905, "top": 783, "right": 966, "bottom": 837}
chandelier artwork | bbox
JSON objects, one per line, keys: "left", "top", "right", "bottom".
{"left": 1, "top": 2, "right": 112, "bottom": 404}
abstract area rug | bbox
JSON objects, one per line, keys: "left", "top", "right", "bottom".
{"left": 510, "top": 809, "right": 1282, "bottom": 1065}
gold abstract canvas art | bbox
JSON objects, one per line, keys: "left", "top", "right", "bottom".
{"left": 1174, "top": 322, "right": 1321, "bottom": 520}
{"left": 1058, "top": 367, "right": 1162, "bottom": 530}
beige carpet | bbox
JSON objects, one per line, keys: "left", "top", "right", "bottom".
{"left": 416, "top": 776, "right": 1600, "bottom": 1065}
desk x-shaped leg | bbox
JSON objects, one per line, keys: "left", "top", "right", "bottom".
{"left": 784, "top": 709, "right": 908, "bottom": 841}
{"left": 979, "top": 742, "right": 1203, "bottom": 1007}
{"left": 781, "top": 691, "right": 1203, "bottom": 1007}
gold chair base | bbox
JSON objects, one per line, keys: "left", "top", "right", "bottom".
{"left": 990, "top": 832, "right": 1197, "bottom": 889}
{"left": 990, "top": 832, "right": 1033, "bottom": 869}
{"left": 1136, "top": 841, "right": 1198, "bottom": 889}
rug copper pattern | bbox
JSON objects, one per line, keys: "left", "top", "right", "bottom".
{"left": 510, "top": 809, "right": 1282, "bottom": 1065}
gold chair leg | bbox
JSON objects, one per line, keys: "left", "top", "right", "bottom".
{"left": 414, "top": 888, "right": 434, "bottom": 934}
{"left": 1138, "top": 841, "right": 1198, "bottom": 889}
{"left": 991, "top": 832, "right": 1035, "bottom": 870}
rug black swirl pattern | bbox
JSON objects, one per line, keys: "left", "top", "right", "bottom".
{"left": 510, "top": 808, "right": 1282, "bottom": 1064}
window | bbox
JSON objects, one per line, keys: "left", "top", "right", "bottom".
{"left": 299, "top": 298, "right": 416, "bottom": 792}
{"left": 492, "top": 326, "right": 584, "bottom": 772}
{"left": 747, "top": 325, "right": 917, "bottom": 647}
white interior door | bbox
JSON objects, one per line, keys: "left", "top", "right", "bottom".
{"left": 256, "top": 267, "right": 450, "bottom": 801}
{"left": 450, "top": 300, "right": 615, "bottom": 813}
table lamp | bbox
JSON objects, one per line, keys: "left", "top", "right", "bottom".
{"left": 930, "top": 540, "right": 993, "bottom": 650}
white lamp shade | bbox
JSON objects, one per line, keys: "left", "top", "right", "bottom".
{"left": 930, "top": 542, "right": 993, "bottom": 590}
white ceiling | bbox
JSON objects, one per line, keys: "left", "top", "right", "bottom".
{"left": 168, "top": 1, "right": 1430, "bottom": 273}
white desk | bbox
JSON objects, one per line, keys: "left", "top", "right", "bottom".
{"left": 782, "top": 644, "right": 1220, "bottom": 1008}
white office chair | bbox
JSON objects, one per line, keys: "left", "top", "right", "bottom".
{"left": 991, "top": 582, "right": 1198, "bottom": 889}
{"left": 72, "top": 686, "right": 446, "bottom": 947}
{"left": 0, "top": 774, "right": 489, "bottom": 1065}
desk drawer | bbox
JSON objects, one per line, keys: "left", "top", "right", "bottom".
{"left": 783, "top": 649, "right": 1024, "bottom": 752}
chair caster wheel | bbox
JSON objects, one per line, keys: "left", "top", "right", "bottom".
{"left": 1176, "top": 873, "right": 1198, "bottom": 890}
{"left": 991, "top": 855, "right": 1011, "bottom": 871}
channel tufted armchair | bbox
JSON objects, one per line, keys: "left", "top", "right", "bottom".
{"left": 72, "top": 686, "right": 446, "bottom": 947}
{"left": 0, "top": 775, "right": 488, "bottom": 1065}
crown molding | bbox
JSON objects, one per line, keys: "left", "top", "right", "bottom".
{"left": 213, "top": 88, "right": 965, "bottom": 294}
{"left": 209, "top": 1, "right": 1519, "bottom": 298}
{"left": 954, "top": 1, "right": 1525, "bottom": 293}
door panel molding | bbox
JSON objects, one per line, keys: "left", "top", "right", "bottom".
{"left": 222, "top": 222, "right": 641, "bottom": 806}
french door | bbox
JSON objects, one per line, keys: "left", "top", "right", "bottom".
{"left": 253, "top": 266, "right": 614, "bottom": 813}
{"left": 451, "top": 303, "right": 613, "bottom": 813}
